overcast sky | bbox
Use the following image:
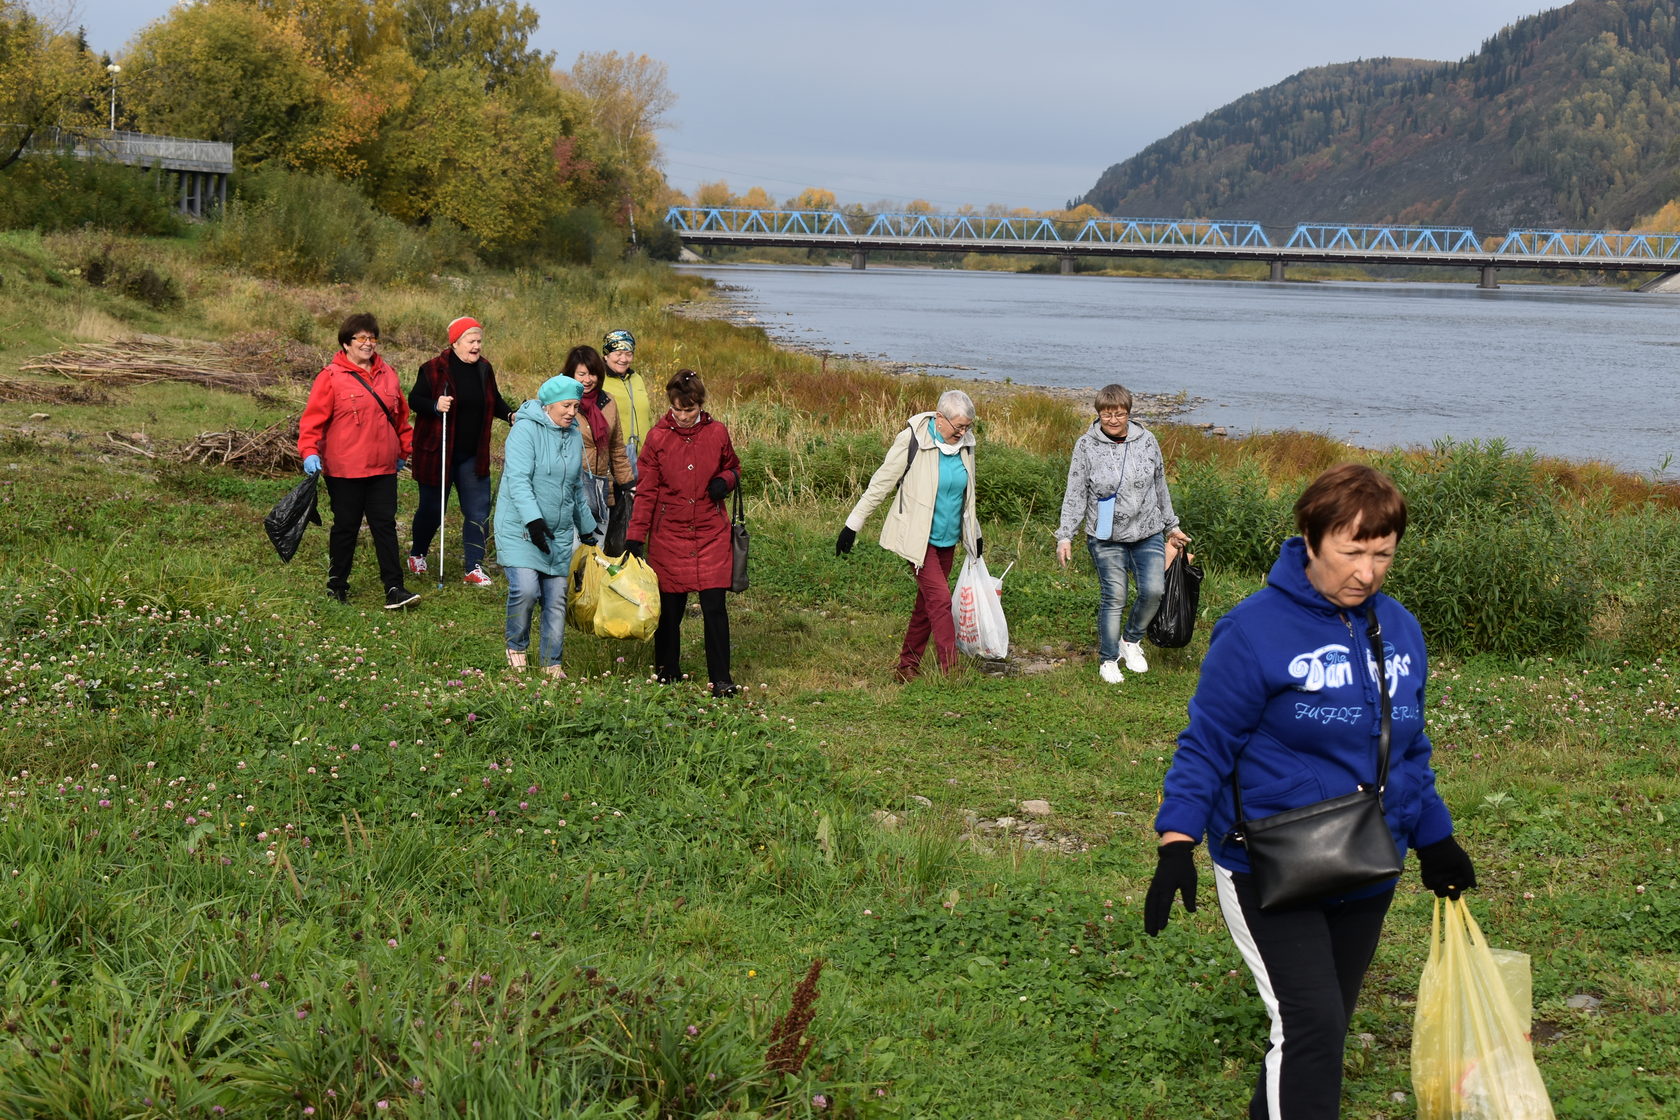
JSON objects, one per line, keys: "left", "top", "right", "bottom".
{"left": 63, "top": 0, "right": 1560, "bottom": 210}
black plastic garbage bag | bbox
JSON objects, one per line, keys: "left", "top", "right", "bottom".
{"left": 603, "top": 483, "right": 634, "bottom": 557}
{"left": 1147, "top": 549, "right": 1203, "bottom": 649}
{"left": 264, "top": 474, "right": 322, "bottom": 563}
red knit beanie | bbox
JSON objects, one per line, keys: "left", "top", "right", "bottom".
{"left": 447, "top": 316, "right": 482, "bottom": 345}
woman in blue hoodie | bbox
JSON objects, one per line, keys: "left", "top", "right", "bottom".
{"left": 493, "top": 375, "right": 598, "bottom": 679}
{"left": 1144, "top": 463, "right": 1476, "bottom": 1120}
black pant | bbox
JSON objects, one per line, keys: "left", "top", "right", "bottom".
{"left": 1216, "top": 866, "right": 1393, "bottom": 1120}
{"left": 654, "top": 588, "right": 731, "bottom": 686}
{"left": 324, "top": 473, "right": 403, "bottom": 594}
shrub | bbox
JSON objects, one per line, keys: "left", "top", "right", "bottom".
{"left": 0, "top": 155, "right": 182, "bottom": 235}
{"left": 208, "top": 167, "right": 476, "bottom": 283}
{"left": 1169, "top": 458, "right": 1295, "bottom": 576}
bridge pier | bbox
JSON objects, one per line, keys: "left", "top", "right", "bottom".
{"left": 1478, "top": 265, "right": 1499, "bottom": 290}
{"left": 1269, "top": 260, "right": 1286, "bottom": 282}
{"left": 850, "top": 250, "right": 867, "bottom": 270}
{"left": 1059, "top": 256, "right": 1074, "bottom": 275}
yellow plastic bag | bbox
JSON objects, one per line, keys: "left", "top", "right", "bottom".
{"left": 567, "top": 544, "right": 603, "bottom": 634}
{"left": 1412, "top": 896, "right": 1555, "bottom": 1120}
{"left": 593, "top": 552, "right": 659, "bottom": 641}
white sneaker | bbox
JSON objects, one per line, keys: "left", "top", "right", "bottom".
{"left": 1120, "top": 639, "right": 1149, "bottom": 674}
{"left": 1099, "top": 659, "right": 1124, "bottom": 685}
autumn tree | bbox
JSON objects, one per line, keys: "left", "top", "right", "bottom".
{"left": 787, "top": 187, "right": 836, "bottom": 210}
{"left": 399, "top": 0, "right": 550, "bottom": 92}
{"left": 122, "top": 2, "right": 325, "bottom": 168}
{"left": 363, "top": 64, "right": 561, "bottom": 247}
{"left": 565, "top": 50, "right": 675, "bottom": 233}
{"left": 0, "top": 0, "right": 103, "bottom": 169}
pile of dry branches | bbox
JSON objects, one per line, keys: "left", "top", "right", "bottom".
{"left": 0, "top": 376, "right": 113, "bottom": 405}
{"left": 19, "top": 332, "right": 324, "bottom": 394}
{"left": 176, "top": 416, "right": 302, "bottom": 476}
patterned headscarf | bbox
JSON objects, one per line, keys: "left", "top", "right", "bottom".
{"left": 602, "top": 329, "right": 636, "bottom": 355}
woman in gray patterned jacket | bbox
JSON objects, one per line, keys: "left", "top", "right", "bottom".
{"left": 1055, "top": 383, "right": 1191, "bottom": 685}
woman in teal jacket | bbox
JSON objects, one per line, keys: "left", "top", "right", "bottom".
{"left": 493, "top": 375, "right": 598, "bottom": 677}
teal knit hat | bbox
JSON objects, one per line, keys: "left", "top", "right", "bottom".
{"left": 538, "top": 375, "right": 583, "bottom": 405}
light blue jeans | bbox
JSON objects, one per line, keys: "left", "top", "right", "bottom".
{"left": 1087, "top": 532, "right": 1166, "bottom": 660}
{"left": 505, "top": 567, "right": 566, "bottom": 667}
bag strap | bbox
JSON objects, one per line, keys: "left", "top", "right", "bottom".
{"left": 731, "top": 480, "right": 745, "bottom": 526}
{"left": 1232, "top": 609, "right": 1393, "bottom": 829}
{"left": 895, "top": 423, "right": 919, "bottom": 491}
{"left": 344, "top": 367, "right": 400, "bottom": 434}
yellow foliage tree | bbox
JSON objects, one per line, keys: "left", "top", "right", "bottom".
{"left": 694, "top": 179, "right": 734, "bottom": 208}
{"left": 0, "top": 0, "right": 104, "bottom": 169}
{"left": 740, "top": 185, "right": 774, "bottom": 209}
{"left": 787, "top": 187, "right": 836, "bottom": 210}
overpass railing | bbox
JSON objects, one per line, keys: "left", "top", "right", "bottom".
{"left": 665, "top": 207, "right": 1680, "bottom": 268}
{"left": 1072, "top": 218, "right": 1271, "bottom": 247}
{"left": 1284, "top": 224, "right": 1481, "bottom": 253}
{"left": 1495, "top": 228, "right": 1680, "bottom": 260}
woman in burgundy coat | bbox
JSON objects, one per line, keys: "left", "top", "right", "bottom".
{"left": 624, "top": 370, "right": 742, "bottom": 697}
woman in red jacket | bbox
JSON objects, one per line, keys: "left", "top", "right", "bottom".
{"left": 624, "top": 370, "right": 742, "bottom": 697}
{"left": 297, "top": 313, "right": 418, "bottom": 609}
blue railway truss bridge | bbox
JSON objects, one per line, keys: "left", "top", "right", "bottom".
{"left": 663, "top": 207, "right": 1680, "bottom": 289}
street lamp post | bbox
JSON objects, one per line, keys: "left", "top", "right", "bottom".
{"left": 106, "top": 64, "right": 121, "bottom": 131}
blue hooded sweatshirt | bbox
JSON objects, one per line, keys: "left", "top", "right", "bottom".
{"left": 1155, "top": 536, "right": 1454, "bottom": 884}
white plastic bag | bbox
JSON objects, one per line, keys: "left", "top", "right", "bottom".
{"left": 952, "top": 555, "right": 1009, "bottom": 659}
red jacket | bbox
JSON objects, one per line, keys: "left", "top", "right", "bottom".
{"left": 298, "top": 352, "right": 412, "bottom": 478}
{"left": 407, "top": 348, "right": 513, "bottom": 484}
{"left": 626, "top": 411, "right": 741, "bottom": 593}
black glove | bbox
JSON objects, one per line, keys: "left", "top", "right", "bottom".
{"left": 578, "top": 531, "right": 599, "bottom": 547}
{"left": 525, "top": 519, "right": 552, "bottom": 554}
{"left": 1144, "top": 840, "right": 1198, "bottom": 936}
{"left": 1416, "top": 835, "right": 1477, "bottom": 899}
{"left": 835, "top": 526, "right": 856, "bottom": 556}
{"left": 974, "top": 535, "right": 984, "bottom": 558}
{"left": 707, "top": 476, "right": 728, "bottom": 501}
{"left": 624, "top": 540, "right": 644, "bottom": 560}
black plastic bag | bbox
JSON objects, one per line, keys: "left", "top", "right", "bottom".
{"left": 264, "top": 474, "right": 321, "bottom": 563}
{"left": 603, "top": 484, "right": 634, "bottom": 557}
{"left": 1147, "top": 549, "right": 1203, "bottom": 648}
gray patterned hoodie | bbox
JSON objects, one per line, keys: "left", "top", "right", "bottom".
{"left": 1055, "top": 420, "right": 1179, "bottom": 544}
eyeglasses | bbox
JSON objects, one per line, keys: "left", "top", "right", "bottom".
{"left": 350, "top": 334, "right": 378, "bottom": 344}
{"left": 1098, "top": 410, "right": 1129, "bottom": 421}
{"left": 941, "top": 416, "right": 973, "bottom": 434}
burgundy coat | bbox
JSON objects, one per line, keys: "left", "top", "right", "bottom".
{"left": 407, "top": 348, "right": 513, "bottom": 484}
{"left": 626, "top": 411, "right": 741, "bottom": 593}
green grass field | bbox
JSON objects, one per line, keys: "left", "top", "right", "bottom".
{"left": 1, "top": 230, "right": 1676, "bottom": 1118}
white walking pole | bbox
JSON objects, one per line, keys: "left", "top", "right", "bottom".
{"left": 436, "top": 410, "right": 447, "bottom": 589}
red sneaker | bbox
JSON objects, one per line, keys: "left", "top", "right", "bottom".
{"left": 462, "top": 566, "right": 494, "bottom": 587}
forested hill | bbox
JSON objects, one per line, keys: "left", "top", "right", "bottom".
{"left": 1077, "top": 0, "right": 1680, "bottom": 231}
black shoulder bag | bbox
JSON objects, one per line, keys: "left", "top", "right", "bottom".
{"left": 1232, "top": 613, "right": 1403, "bottom": 911}
{"left": 729, "top": 482, "right": 749, "bottom": 593}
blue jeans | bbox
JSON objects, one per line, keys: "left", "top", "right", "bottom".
{"left": 412, "top": 456, "right": 492, "bottom": 573}
{"left": 1087, "top": 532, "right": 1165, "bottom": 660}
{"left": 504, "top": 567, "right": 566, "bottom": 667}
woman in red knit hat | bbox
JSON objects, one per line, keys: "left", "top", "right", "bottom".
{"left": 406, "top": 315, "right": 515, "bottom": 586}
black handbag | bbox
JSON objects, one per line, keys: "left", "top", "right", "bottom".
{"left": 1232, "top": 614, "right": 1402, "bottom": 910}
{"left": 729, "top": 484, "right": 749, "bottom": 593}
{"left": 1147, "top": 548, "right": 1203, "bottom": 648}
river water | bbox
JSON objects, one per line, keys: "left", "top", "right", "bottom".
{"left": 683, "top": 264, "right": 1679, "bottom": 478}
